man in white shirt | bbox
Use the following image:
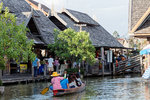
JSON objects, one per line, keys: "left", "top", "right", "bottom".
{"left": 48, "top": 55, "right": 54, "bottom": 75}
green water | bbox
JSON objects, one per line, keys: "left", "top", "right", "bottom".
{"left": 0, "top": 74, "right": 150, "bottom": 100}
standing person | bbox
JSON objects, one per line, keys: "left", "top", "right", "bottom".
{"left": 32, "top": 57, "right": 39, "bottom": 77}
{"left": 51, "top": 72, "right": 64, "bottom": 90}
{"left": 48, "top": 55, "right": 54, "bottom": 75}
{"left": 37, "top": 58, "right": 41, "bottom": 75}
{"left": 54, "top": 57, "right": 60, "bottom": 73}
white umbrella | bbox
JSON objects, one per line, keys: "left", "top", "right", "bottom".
{"left": 142, "top": 44, "right": 150, "bottom": 50}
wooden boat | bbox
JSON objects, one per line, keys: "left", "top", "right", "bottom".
{"left": 53, "top": 83, "right": 86, "bottom": 96}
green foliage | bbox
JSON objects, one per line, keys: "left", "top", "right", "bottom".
{"left": 0, "top": 3, "right": 36, "bottom": 69}
{"left": 49, "top": 28, "right": 96, "bottom": 65}
{"left": 65, "top": 68, "right": 84, "bottom": 75}
{"left": 0, "top": 60, "right": 5, "bottom": 70}
{"left": 0, "top": 80, "right": 2, "bottom": 86}
{"left": 113, "top": 31, "right": 120, "bottom": 38}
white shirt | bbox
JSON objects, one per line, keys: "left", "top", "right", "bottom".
{"left": 48, "top": 58, "right": 54, "bottom": 67}
{"left": 69, "top": 81, "right": 77, "bottom": 88}
{"left": 38, "top": 59, "right": 41, "bottom": 67}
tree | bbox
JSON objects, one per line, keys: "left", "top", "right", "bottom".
{"left": 49, "top": 28, "right": 96, "bottom": 66}
{"left": 113, "top": 31, "right": 120, "bottom": 38}
{"left": 0, "top": 3, "right": 35, "bottom": 71}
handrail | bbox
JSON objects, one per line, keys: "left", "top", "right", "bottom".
{"left": 115, "top": 55, "right": 141, "bottom": 74}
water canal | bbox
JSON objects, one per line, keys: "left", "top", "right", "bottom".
{"left": 0, "top": 74, "right": 150, "bottom": 100}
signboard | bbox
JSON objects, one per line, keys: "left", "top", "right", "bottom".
{"left": 20, "top": 64, "right": 27, "bottom": 73}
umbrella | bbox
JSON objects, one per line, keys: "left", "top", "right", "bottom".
{"left": 140, "top": 44, "right": 150, "bottom": 55}
{"left": 143, "top": 44, "right": 150, "bottom": 50}
{"left": 140, "top": 48, "right": 150, "bottom": 55}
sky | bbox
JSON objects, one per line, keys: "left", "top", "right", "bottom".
{"left": 35, "top": 0, "right": 129, "bottom": 37}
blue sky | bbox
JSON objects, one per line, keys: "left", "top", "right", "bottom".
{"left": 35, "top": 0, "right": 129, "bottom": 37}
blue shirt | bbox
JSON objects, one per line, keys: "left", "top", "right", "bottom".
{"left": 32, "top": 58, "right": 38, "bottom": 67}
{"left": 61, "top": 79, "right": 69, "bottom": 89}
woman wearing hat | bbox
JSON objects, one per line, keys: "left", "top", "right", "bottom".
{"left": 51, "top": 72, "right": 64, "bottom": 90}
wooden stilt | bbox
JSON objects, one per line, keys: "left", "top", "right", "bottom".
{"left": 101, "top": 47, "right": 104, "bottom": 76}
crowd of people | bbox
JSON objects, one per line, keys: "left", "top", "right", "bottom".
{"left": 32, "top": 54, "right": 72, "bottom": 77}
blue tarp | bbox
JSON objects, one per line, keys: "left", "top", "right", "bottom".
{"left": 140, "top": 49, "right": 150, "bottom": 55}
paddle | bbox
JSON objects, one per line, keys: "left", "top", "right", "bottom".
{"left": 41, "top": 84, "right": 52, "bottom": 95}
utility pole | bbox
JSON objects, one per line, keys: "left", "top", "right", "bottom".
{"left": 74, "top": 24, "right": 86, "bottom": 32}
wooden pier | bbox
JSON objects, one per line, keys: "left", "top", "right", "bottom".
{"left": 2, "top": 74, "right": 51, "bottom": 85}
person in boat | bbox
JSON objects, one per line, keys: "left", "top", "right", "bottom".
{"left": 76, "top": 73, "right": 82, "bottom": 86}
{"left": 68, "top": 74, "right": 78, "bottom": 88}
{"left": 50, "top": 72, "right": 69, "bottom": 90}
{"left": 51, "top": 72, "right": 64, "bottom": 90}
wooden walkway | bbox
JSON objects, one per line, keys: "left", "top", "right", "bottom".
{"left": 2, "top": 74, "right": 51, "bottom": 85}
{"left": 115, "top": 55, "right": 141, "bottom": 75}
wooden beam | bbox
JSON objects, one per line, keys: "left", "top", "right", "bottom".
{"left": 53, "top": 12, "right": 67, "bottom": 26}
{"left": 131, "top": 7, "right": 150, "bottom": 33}
{"left": 63, "top": 9, "right": 80, "bottom": 23}
{"left": 25, "top": 0, "right": 49, "bottom": 16}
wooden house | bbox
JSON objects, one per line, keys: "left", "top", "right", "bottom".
{"left": 26, "top": 0, "right": 124, "bottom": 75}
{"left": 129, "top": 0, "right": 150, "bottom": 40}
{"left": 2, "top": 0, "right": 124, "bottom": 76}
{"left": 128, "top": 0, "right": 150, "bottom": 74}
{"left": 1, "top": 0, "right": 59, "bottom": 75}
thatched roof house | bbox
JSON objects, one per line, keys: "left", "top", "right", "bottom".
{"left": 2, "top": 0, "right": 123, "bottom": 48}
{"left": 1, "top": 0, "right": 59, "bottom": 46}
{"left": 129, "top": 0, "right": 150, "bottom": 38}
{"left": 50, "top": 9, "right": 123, "bottom": 48}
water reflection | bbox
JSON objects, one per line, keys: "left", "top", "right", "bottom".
{"left": 1, "top": 74, "right": 150, "bottom": 100}
{"left": 145, "top": 81, "right": 150, "bottom": 100}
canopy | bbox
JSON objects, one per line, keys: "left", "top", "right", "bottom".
{"left": 142, "top": 44, "right": 150, "bottom": 50}
{"left": 140, "top": 44, "right": 150, "bottom": 55}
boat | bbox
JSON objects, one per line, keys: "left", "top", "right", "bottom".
{"left": 52, "top": 83, "right": 86, "bottom": 96}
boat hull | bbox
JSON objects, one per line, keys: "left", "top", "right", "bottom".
{"left": 53, "top": 83, "right": 85, "bottom": 96}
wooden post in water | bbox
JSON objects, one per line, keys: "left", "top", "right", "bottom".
{"left": 101, "top": 47, "right": 104, "bottom": 76}
{"left": 140, "top": 55, "right": 143, "bottom": 75}
{"left": 113, "top": 63, "right": 115, "bottom": 75}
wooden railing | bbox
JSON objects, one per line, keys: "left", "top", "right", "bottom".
{"left": 115, "top": 55, "right": 141, "bottom": 74}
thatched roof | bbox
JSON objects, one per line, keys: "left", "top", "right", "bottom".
{"left": 65, "top": 9, "right": 99, "bottom": 26}
{"left": 52, "top": 12, "right": 123, "bottom": 48}
{"left": 2, "top": 0, "right": 31, "bottom": 13}
{"left": 32, "top": 10, "right": 59, "bottom": 44}
{"left": 1, "top": 0, "right": 32, "bottom": 26}
{"left": 2, "top": 0, "right": 58, "bottom": 45}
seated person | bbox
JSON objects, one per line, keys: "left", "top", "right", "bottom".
{"left": 61, "top": 78, "right": 69, "bottom": 89}
{"left": 68, "top": 75, "right": 78, "bottom": 88}
{"left": 76, "top": 73, "right": 82, "bottom": 86}
{"left": 50, "top": 73, "right": 69, "bottom": 90}
{"left": 51, "top": 72, "right": 64, "bottom": 90}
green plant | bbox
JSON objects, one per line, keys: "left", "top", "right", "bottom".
{"left": 0, "top": 60, "right": 5, "bottom": 70}
{"left": 65, "top": 68, "right": 84, "bottom": 75}
{"left": 0, "top": 2, "right": 36, "bottom": 65}
{"left": 49, "top": 28, "right": 96, "bottom": 66}
{"left": 0, "top": 80, "right": 3, "bottom": 86}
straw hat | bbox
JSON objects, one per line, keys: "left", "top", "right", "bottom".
{"left": 51, "top": 72, "right": 60, "bottom": 77}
